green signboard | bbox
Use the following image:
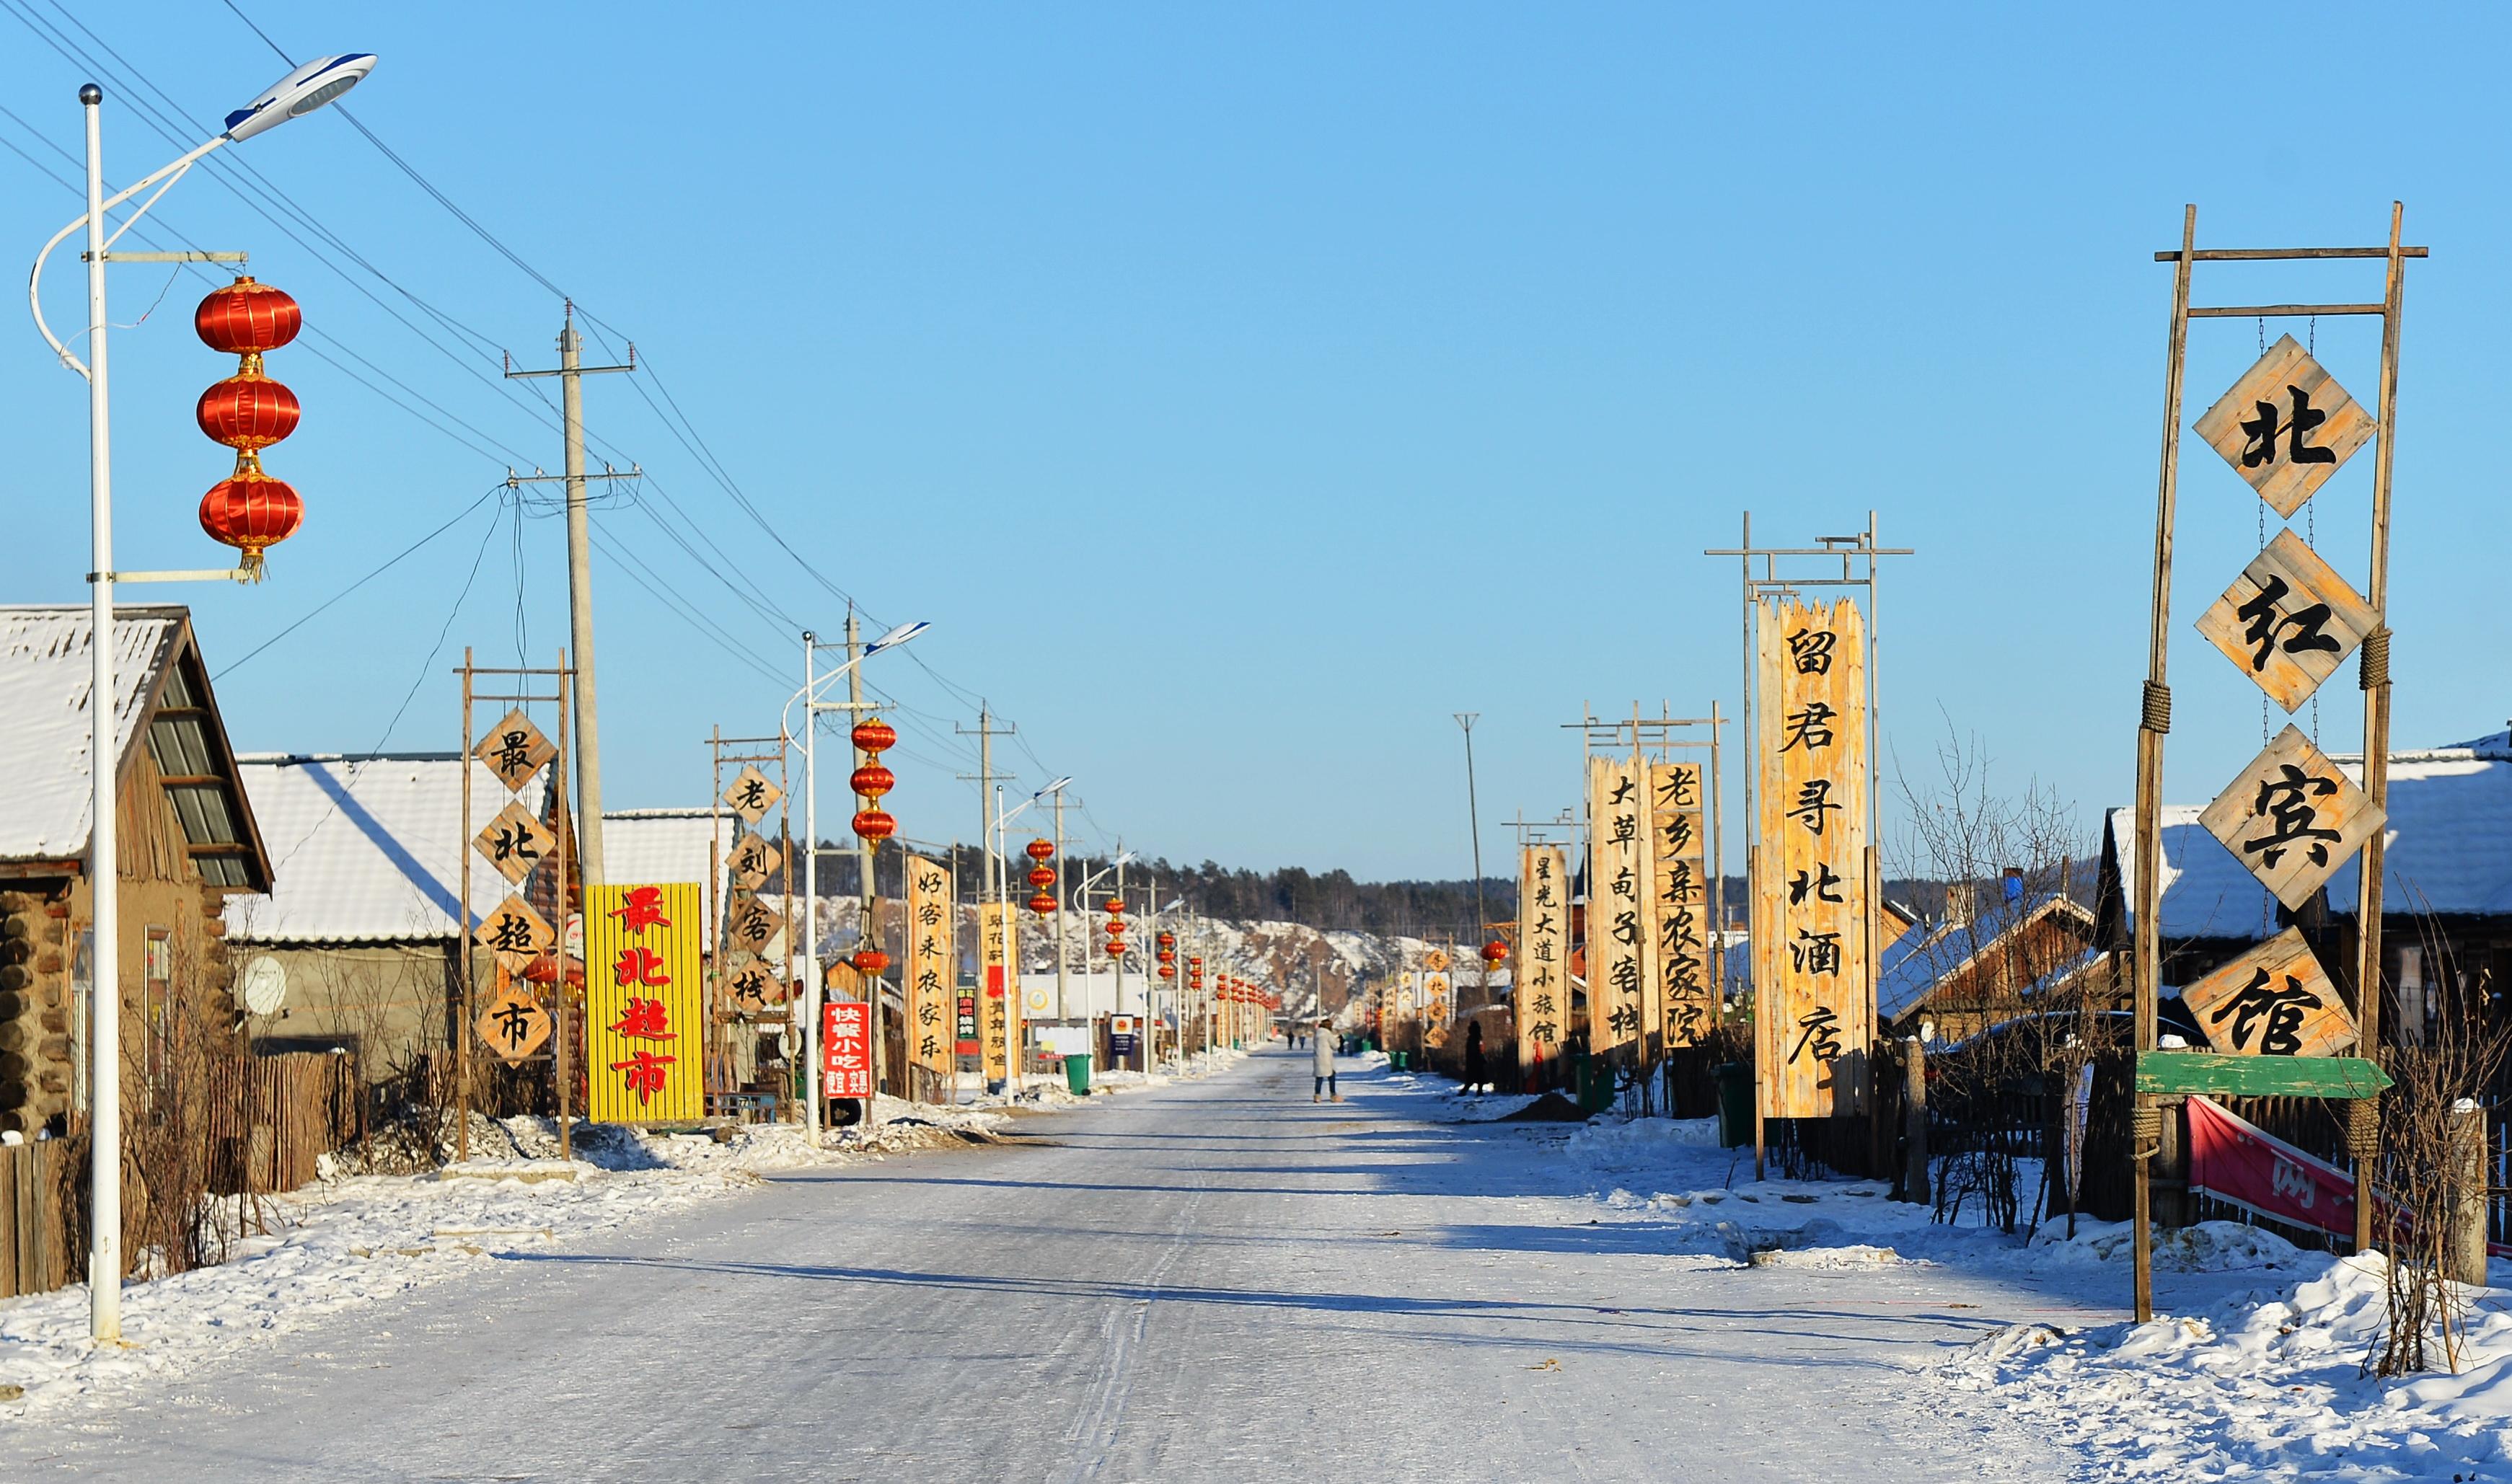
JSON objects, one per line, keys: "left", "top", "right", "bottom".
{"left": 2133, "top": 1051, "right": 2391, "bottom": 1100}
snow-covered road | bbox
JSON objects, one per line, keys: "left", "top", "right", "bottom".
{"left": 2, "top": 1051, "right": 2087, "bottom": 1481}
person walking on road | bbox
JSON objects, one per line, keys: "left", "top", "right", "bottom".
{"left": 1312, "top": 1018, "right": 1341, "bottom": 1102}
{"left": 1462, "top": 1020, "right": 1487, "bottom": 1096}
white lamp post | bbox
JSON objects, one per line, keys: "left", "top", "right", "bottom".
{"left": 991, "top": 778, "right": 1068, "bottom": 1097}
{"left": 783, "top": 619, "right": 926, "bottom": 1146}
{"left": 27, "top": 56, "right": 376, "bottom": 1347}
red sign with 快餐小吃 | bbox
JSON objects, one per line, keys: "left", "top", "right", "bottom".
{"left": 823, "top": 999, "right": 871, "bottom": 1097}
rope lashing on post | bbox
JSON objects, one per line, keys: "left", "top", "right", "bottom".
{"left": 2131, "top": 1104, "right": 2165, "bottom": 1160}
{"left": 2140, "top": 681, "right": 2172, "bottom": 733}
{"left": 2360, "top": 627, "right": 2390, "bottom": 690}
{"left": 2345, "top": 1099, "right": 2381, "bottom": 1160}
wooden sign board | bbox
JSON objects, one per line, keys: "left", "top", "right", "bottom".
{"left": 1514, "top": 845, "right": 1569, "bottom": 1072}
{"left": 2180, "top": 927, "right": 2356, "bottom": 1058}
{"left": 723, "top": 892, "right": 780, "bottom": 956}
{"left": 2192, "top": 334, "right": 2376, "bottom": 518}
{"left": 979, "top": 901, "right": 1012, "bottom": 1081}
{"left": 1586, "top": 753, "right": 1647, "bottom": 1056}
{"left": 1422, "top": 971, "right": 1451, "bottom": 1028}
{"left": 477, "top": 894, "right": 557, "bottom": 971}
{"left": 472, "top": 799, "right": 558, "bottom": 886}
{"left": 2198, "top": 724, "right": 2385, "bottom": 911}
{"left": 721, "top": 765, "right": 783, "bottom": 826}
{"left": 473, "top": 708, "right": 556, "bottom": 792}
{"left": 475, "top": 981, "right": 551, "bottom": 1063}
{"left": 728, "top": 832, "right": 781, "bottom": 891}
{"left": 723, "top": 950, "right": 783, "bottom": 1016}
{"left": 2194, "top": 529, "right": 2376, "bottom": 713}
{"left": 1424, "top": 948, "right": 1450, "bottom": 973}
{"left": 907, "top": 854, "right": 957, "bottom": 1086}
{"left": 585, "top": 883, "right": 705, "bottom": 1122}
{"left": 2136, "top": 1051, "right": 2390, "bottom": 1100}
{"left": 1754, "top": 597, "right": 1871, "bottom": 1118}
{"left": 1648, "top": 761, "right": 1712, "bottom": 1050}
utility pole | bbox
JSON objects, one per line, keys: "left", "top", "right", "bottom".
{"left": 845, "top": 609, "right": 883, "bottom": 1100}
{"left": 1455, "top": 712, "right": 1486, "bottom": 1010}
{"left": 505, "top": 304, "right": 635, "bottom": 885}
{"left": 1053, "top": 789, "right": 1069, "bottom": 1022}
{"left": 1113, "top": 840, "right": 1127, "bottom": 1064}
{"left": 956, "top": 710, "right": 1016, "bottom": 1093}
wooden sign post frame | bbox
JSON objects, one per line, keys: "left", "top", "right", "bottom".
{"left": 1706, "top": 513, "right": 1913, "bottom": 1181}
{"left": 2128, "top": 204, "right": 2417, "bottom": 1323}
{"left": 709, "top": 726, "right": 793, "bottom": 1117}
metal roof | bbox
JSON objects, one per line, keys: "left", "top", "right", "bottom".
{"left": 0, "top": 605, "right": 185, "bottom": 861}
{"left": 601, "top": 808, "right": 733, "bottom": 938}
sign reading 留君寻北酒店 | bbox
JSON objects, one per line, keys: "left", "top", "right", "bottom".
{"left": 586, "top": 883, "right": 705, "bottom": 1123}
{"left": 1753, "top": 597, "right": 1870, "bottom": 1120}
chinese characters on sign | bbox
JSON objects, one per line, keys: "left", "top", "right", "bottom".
{"left": 1587, "top": 754, "right": 1647, "bottom": 1057}
{"left": 585, "top": 882, "right": 703, "bottom": 1122}
{"left": 2193, "top": 529, "right": 2376, "bottom": 714}
{"left": 1514, "top": 845, "right": 1569, "bottom": 1072}
{"left": 906, "top": 854, "right": 956, "bottom": 1087}
{"left": 1421, "top": 970, "right": 1452, "bottom": 1029}
{"left": 2178, "top": 929, "right": 2357, "bottom": 1059}
{"left": 475, "top": 973, "right": 551, "bottom": 1063}
{"left": 2197, "top": 724, "right": 2384, "bottom": 912}
{"left": 1647, "top": 760, "right": 1714, "bottom": 1050}
{"left": 979, "top": 901, "right": 1013, "bottom": 1082}
{"left": 1754, "top": 598, "right": 1871, "bottom": 1118}
{"left": 472, "top": 800, "right": 556, "bottom": 887}
{"left": 477, "top": 895, "right": 556, "bottom": 972}
{"left": 822, "top": 999, "right": 872, "bottom": 1097}
{"left": 720, "top": 765, "right": 783, "bottom": 827}
{"left": 471, "top": 708, "right": 556, "bottom": 792}
{"left": 2191, "top": 335, "right": 2375, "bottom": 519}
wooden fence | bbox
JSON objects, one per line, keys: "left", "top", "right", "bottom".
{"left": 0, "top": 1137, "right": 72, "bottom": 1299}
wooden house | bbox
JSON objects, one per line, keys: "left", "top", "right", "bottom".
{"left": 0, "top": 606, "right": 270, "bottom": 1137}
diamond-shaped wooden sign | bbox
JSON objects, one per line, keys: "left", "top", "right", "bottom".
{"left": 2193, "top": 335, "right": 2376, "bottom": 518}
{"left": 473, "top": 709, "right": 557, "bottom": 792}
{"left": 2198, "top": 725, "right": 2385, "bottom": 911}
{"left": 728, "top": 831, "right": 781, "bottom": 891}
{"left": 724, "top": 893, "right": 780, "bottom": 952}
{"left": 475, "top": 982, "right": 552, "bottom": 1062}
{"left": 2180, "top": 927, "right": 2355, "bottom": 1059}
{"left": 722, "top": 765, "right": 782, "bottom": 826}
{"left": 2194, "top": 529, "right": 2377, "bottom": 713}
{"left": 476, "top": 894, "right": 557, "bottom": 970}
{"left": 723, "top": 952, "right": 785, "bottom": 1015}
{"left": 472, "top": 800, "right": 558, "bottom": 885}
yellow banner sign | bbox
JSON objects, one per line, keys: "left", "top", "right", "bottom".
{"left": 979, "top": 901, "right": 1012, "bottom": 1081}
{"left": 1587, "top": 753, "right": 1646, "bottom": 1056}
{"left": 907, "top": 854, "right": 956, "bottom": 1090}
{"left": 1754, "top": 599, "right": 1871, "bottom": 1118}
{"left": 1648, "top": 761, "right": 1714, "bottom": 1049}
{"left": 585, "top": 882, "right": 705, "bottom": 1123}
{"left": 1515, "top": 845, "right": 1569, "bottom": 1072}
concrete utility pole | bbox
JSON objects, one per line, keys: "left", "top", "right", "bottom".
{"left": 956, "top": 710, "right": 1016, "bottom": 1092}
{"left": 505, "top": 304, "right": 635, "bottom": 884}
{"left": 845, "top": 609, "right": 883, "bottom": 1098}
{"left": 1052, "top": 789, "right": 1069, "bottom": 1022}
{"left": 1455, "top": 712, "right": 1489, "bottom": 1010}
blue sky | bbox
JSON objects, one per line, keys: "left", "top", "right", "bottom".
{"left": 3, "top": 4, "right": 2505, "bottom": 883}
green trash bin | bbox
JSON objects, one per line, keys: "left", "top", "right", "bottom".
{"left": 1713, "top": 1061, "right": 1752, "bottom": 1147}
{"left": 1391, "top": 1051, "right": 1409, "bottom": 1072}
{"left": 1576, "top": 1056, "right": 1615, "bottom": 1115}
{"left": 1063, "top": 1054, "right": 1092, "bottom": 1097}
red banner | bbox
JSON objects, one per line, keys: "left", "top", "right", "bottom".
{"left": 2186, "top": 1094, "right": 2359, "bottom": 1240}
{"left": 822, "top": 1000, "right": 871, "bottom": 1097}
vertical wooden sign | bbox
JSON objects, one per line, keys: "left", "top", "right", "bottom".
{"left": 1647, "top": 761, "right": 1713, "bottom": 1048}
{"left": 1514, "top": 845, "right": 1569, "bottom": 1074}
{"left": 905, "top": 854, "right": 956, "bottom": 1092}
{"left": 585, "top": 882, "right": 705, "bottom": 1123}
{"left": 979, "top": 901, "right": 1012, "bottom": 1082}
{"left": 1753, "top": 598, "right": 1871, "bottom": 1118}
{"left": 1587, "top": 754, "right": 1646, "bottom": 1056}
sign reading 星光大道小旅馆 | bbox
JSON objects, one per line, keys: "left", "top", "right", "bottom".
{"left": 1514, "top": 846, "right": 1568, "bottom": 1073}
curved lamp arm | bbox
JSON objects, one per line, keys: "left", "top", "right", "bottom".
{"left": 28, "top": 134, "right": 229, "bottom": 377}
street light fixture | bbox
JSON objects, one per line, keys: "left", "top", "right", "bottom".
{"left": 27, "top": 61, "right": 373, "bottom": 1348}
{"left": 785, "top": 619, "right": 927, "bottom": 1146}
{"left": 991, "top": 779, "right": 1068, "bottom": 1097}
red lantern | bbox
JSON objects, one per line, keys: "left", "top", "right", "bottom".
{"left": 1157, "top": 949, "right": 1175, "bottom": 964}
{"left": 194, "top": 276, "right": 301, "bottom": 356}
{"left": 1105, "top": 898, "right": 1124, "bottom": 914}
{"left": 1104, "top": 940, "right": 1125, "bottom": 958}
{"left": 849, "top": 763, "right": 895, "bottom": 801}
{"left": 1188, "top": 955, "right": 1202, "bottom": 966}
{"left": 1027, "top": 891, "right": 1057, "bottom": 915}
{"left": 199, "top": 472, "right": 303, "bottom": 555}
{"left": 1025, "top": 838, "right": 1054, "bottom": 862}
{"left": 850, "top": 948, "right": 889, "bottom": 976}
{"left": 1104, "top": 919, "right": 1126, "bottom": 936}
{"left": 1156, "top": 931, "right": 1175, "bottom": 949}
{"left": 851, "top": 808, "right": 895, "bottom": 842}
{"left": 1026, "top": 864, "right": 1055, "bottom": 889}
{"left": 1482, "top": 939, "right": 1510, "bottom": 965}
{"left": 850, "top": 717, "right": 896, "bottom": 754}
{"left": 195, "top": 372, "right": 300, "bottom": 451}
{"left": 1158, "top": 964, "right": 1176, "bottom": 979}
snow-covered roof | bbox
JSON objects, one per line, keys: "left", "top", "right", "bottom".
{"left": 601, "top": 808, "right": 733, "bottom": 938}
{"left": 224, "top": 754, "right": 551, "bottom": 944}
{"left": 0, "top": 605, "right": 185, "bottom": 861}
{"left": 2107, "top": 732, "right": 2512, "bottom": 939}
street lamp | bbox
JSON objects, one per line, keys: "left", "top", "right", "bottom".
{"left": 27, "top": 59, "right": 374, "bottom": 1347}
{"left": 991, "top": 779, "right": 1067, "bottom": 1096}
{"left": 784, "top": 618, "right": 927, "bottom": 1146}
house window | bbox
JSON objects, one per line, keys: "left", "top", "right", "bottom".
{"left": 144, "top": 926, "right": 172, "bottom": 1105}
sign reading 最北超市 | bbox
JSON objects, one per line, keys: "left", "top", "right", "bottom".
{"left": 1753, "top": 597, "right": 1870, "bottom": 1119}
{"left": 586, "top": 883, "right": 703, "bottom": 1123}
{"left": 1514, "top": 845, "right": 1569, "bottom": 1076}
{"left": 1647, "top": 760, "right": 1711, "bottom": 1050}
{"left": 1587, "top": 753, "right": 1646, "bottom": 1057}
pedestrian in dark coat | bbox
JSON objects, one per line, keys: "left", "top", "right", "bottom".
{"left": 1463, "top": 1020, "right": 1487, "bottom": 1095}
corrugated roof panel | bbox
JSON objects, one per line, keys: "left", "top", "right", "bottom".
{"left": 0, "top": 606, "right": 182, "bottom": 860}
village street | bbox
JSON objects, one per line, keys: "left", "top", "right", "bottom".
{"left": 0, "top": 1053, "right": 2091, "bottom": 1483}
